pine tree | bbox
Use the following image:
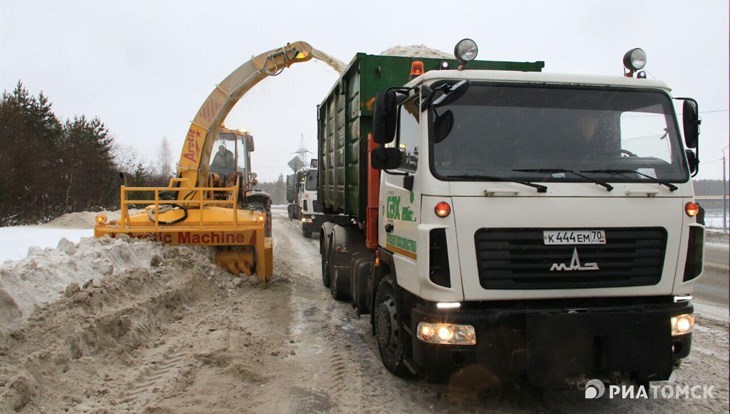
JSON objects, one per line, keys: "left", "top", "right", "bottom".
{"left": 0, "top": 81, "right": 64, "bottom": 223}
{"left": 0, "top": 82, "right": 118, "bottom": 224}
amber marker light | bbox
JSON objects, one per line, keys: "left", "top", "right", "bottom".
{"left": 95, "top": 213, "right": 107, "bottom": 224}
{"left": 257, "top": 213, "right": 266, "bottom": 222}
{"left": 410, "top": 61, "right": 425, "bottom": 79}
{"left": 434, "top": 202, "right": 451, "bottom": 218}
{"left": 685, "top": 202, "right": 700, "bottom": 217}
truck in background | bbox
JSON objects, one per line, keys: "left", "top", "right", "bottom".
{"left": 286, "top": 162, "right": 329, "bottom": 237}
{"left": 317, "top": 39, "right": 703, "bottom": 387}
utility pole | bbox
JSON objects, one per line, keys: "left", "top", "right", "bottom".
{"left": 294, "top": 133, "right": 311, "bottom": 165}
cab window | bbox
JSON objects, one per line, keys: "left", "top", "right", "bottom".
{"left": 397, "top": 97, "right": 420, "bottom": 172}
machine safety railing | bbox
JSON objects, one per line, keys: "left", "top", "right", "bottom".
{"left": 117, "top": 177, "right": 245, "bottom": 230}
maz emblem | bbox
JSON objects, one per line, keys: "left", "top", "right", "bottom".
{"left": 550, "top": 248, "right": 599, "bottom": 272}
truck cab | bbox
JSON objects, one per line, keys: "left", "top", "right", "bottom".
{"left": 287, "top": 164, "right": 323, "bottom": 237}
{"left": 298, "top": 167, "right": 321, "bottom": 237}
{"left": 319, "top": 41, "right": 703, "bottom": 387}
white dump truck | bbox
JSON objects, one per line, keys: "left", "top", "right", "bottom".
{"left": 317, "top": 40, "right": 703, "bottom": 387}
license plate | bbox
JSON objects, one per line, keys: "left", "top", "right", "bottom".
{"left": 543, "top": 230, "right": 606, "bottom": 245}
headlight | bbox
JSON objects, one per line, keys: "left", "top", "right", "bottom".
{"left": 95, "top": 213, "right": 108, "bottom": 224}
{"left": 417, "top": 322, "right": 476, "bottom": 345}
{"left": 671, "top": 314, "right": 694, "bottom": 336}
{"left": 623, "top": 48, "right": 647, "bottom": 71}
{"left": 301, "top": 217, "right": 313, "bottom": 223}
{"left": 454, "top": 38, "right": 478, "bottom": 64}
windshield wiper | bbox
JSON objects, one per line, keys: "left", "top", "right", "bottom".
{"left": 448, "top": 175, "right": 547, "bottom": 193}
{"left": 581, "top": 169, "right": 678, "bottom": 191}
{"left": 513, "top": 169, "right": 613, "bottom": 192}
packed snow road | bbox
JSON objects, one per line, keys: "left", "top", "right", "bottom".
{"left": 0, "top": 208, "right": 727, "bottom": 412}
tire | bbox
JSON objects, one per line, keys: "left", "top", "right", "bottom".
{"left": 320, "top": 223, "right": 335, "bottom": 288}
{"left": 373, "top": 276, "right": 412, "bottom": 377}
{"left": 322, "top": 236, "right": 332, "bottom": 288}
{"left": 265, "top": 206, "right": 272, "bottom": 237}
{"left": 302, "top": 226, "right": 312, "bottom": 238}
{"left": 329, "top": 250, "right": 349, "bottom": 301}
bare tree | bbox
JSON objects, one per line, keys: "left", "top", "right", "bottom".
{"left": 158, "top": 136, "right": 174, "bottom": 178}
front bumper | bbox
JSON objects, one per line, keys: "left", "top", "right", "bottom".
{"left": 411, "top": 297, "right": 692, "bottom": 386}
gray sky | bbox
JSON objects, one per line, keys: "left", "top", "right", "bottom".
{"left": 1, "top": 0, "right": 728, "bottom": 181}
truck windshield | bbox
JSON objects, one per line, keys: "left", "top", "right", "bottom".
{"left": 305, "top": 170, "right": 318, "bottom": 191}
{"left": 430, "top": 84, "right": 688, "bottom": 183}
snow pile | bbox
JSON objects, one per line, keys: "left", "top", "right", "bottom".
{"left": 380, "top": 45, "right": 452, "bottom": 59}
{"left": 1, "top": 227, "right": 93, "bottom": 262}
{"left": 42, "top": 210, "right": 138, "bottom": 229}
{"left": 0, "top": 235, "right": 177, "bottom": 328}
{"left": 43, "top": 212, "right": 100, "bottom": 229}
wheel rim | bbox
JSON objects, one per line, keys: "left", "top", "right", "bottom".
{"left": 375, "top": 295, "right": 398, "bottom": 352}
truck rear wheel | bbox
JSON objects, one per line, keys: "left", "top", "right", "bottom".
{"left": 374, "top": 277, "right": 411, "bottom": 378}
{"left": 327, "top": 243, "right": 348, "bottom": 301}
{"left": 322, "top": 237, "right": 333, "bottom": 288}
{"left": 320, "top": 223, "right": 335, "bottom": 288}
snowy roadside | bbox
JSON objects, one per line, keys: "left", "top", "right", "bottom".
{"left": 0, "top": 235, "right": 174, "bottom": 330}
{"left": 0, "top": 227, "right": 93, "bottom": 262}
{"left": 0, "top": 210, "right": 140, "bottom": 262}
{"left": 0, "top": 210, "right": 726, "bottom": 412}
{"left": 0, "top": 211, "right": 174, "bottom": 331}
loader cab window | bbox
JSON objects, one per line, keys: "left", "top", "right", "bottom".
{"left": 396, "top": 97, "right": 420, "bottom": 172}
{"left": 235, "top": 138, "right": 249, "bottom": 175}
{"left": 210, "top": 141, "right": 236, "bottom": 176}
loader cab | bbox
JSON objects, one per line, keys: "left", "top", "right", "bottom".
{"left": 210, "top": 129, "right": 256, "bottom": 190}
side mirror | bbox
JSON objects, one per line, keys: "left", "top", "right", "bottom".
{"left": 371, "top": 147, "right": 402, "bottom": 170}
{"left": 373, "top": 91, "right": 397, "bottom": 144}
{"left": 685, "top": 149, "right": 699, "bottom": 175}
{"left": 682, "top": 99, "right": 700, "bottom": 149}
{"left": 433, "top": 110, "right": 454, "bottom": 143}
{"left": 246, "top": 135, "right": 255, "bottom": 152}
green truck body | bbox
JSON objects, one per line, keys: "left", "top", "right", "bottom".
{"left": 316, "top": 53, "right": 545, "bottom": 221}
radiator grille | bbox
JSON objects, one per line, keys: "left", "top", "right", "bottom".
{"left": 475, "top": 228, "right": 667, "bottom": 289}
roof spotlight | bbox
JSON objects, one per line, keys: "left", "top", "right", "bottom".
{"left": 454, "top": 39, "right": 478, "bottom": 69}
{"left": 623, "top": 48, "right": 647, "bottom": 77}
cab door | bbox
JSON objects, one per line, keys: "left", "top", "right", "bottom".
{"left": 379, "top": 96, "right": 421, "bottom": 281}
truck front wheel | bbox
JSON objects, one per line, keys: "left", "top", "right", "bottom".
{"left": 374, "top": 277, "right": 411, "bottom": 378}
